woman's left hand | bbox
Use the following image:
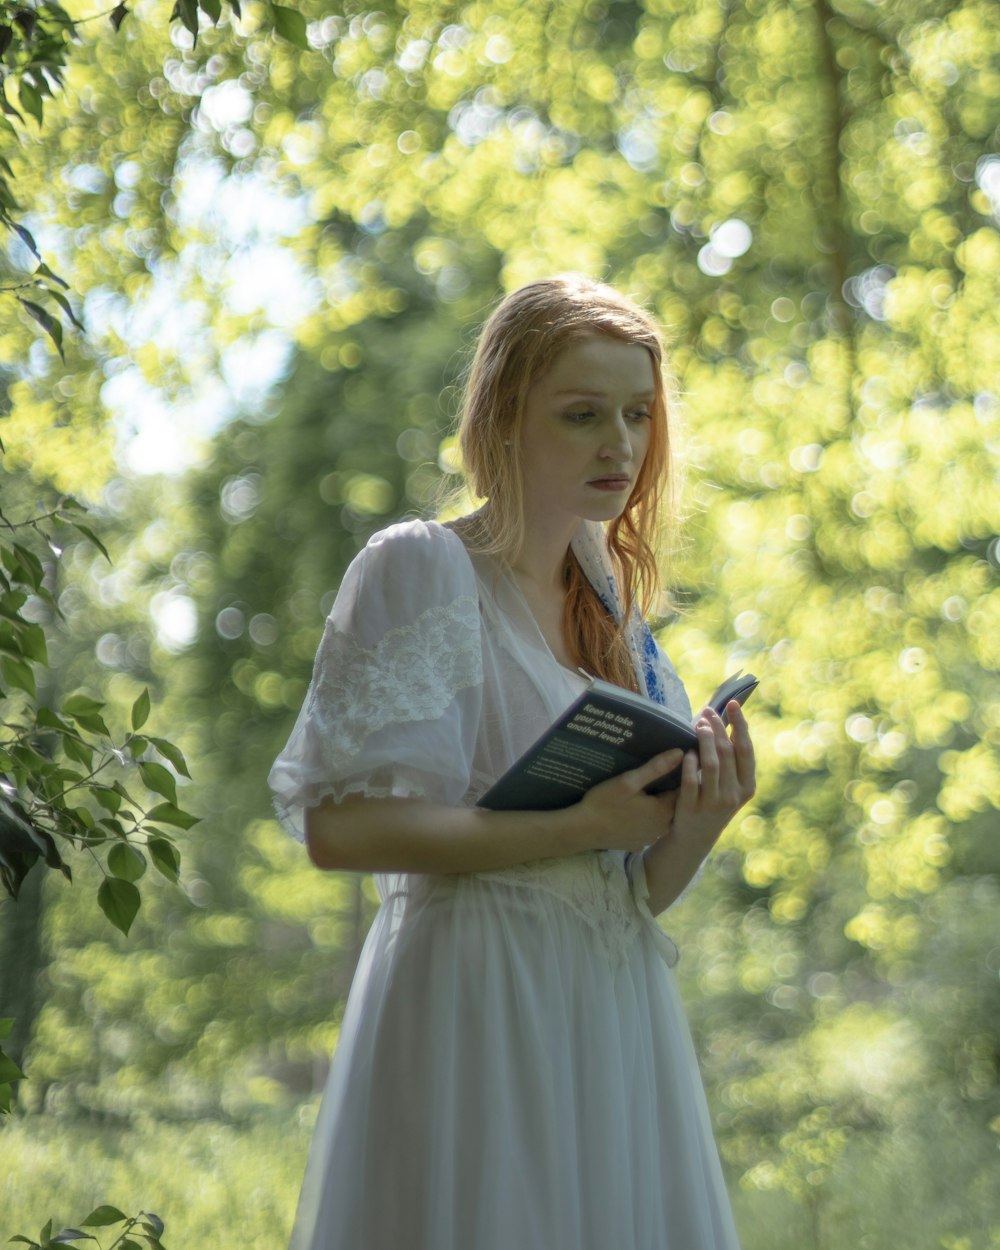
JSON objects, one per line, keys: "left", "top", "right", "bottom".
{"left": 640, "top": 700, "right": 755, "bottom": 914}
{"left": 672, "top": 699, "right": 756, "bottom": 855}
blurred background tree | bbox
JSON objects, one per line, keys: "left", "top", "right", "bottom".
{"left": 1, "top": 0, "right": 998, "bottom": 1246}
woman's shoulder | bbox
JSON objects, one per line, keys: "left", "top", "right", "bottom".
{"left": 348, "top": 518, "right": 476, "bottom": 602}
{"left": 365, "top": 517, "right": 463, "bottom": 557}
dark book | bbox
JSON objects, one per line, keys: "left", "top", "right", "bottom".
{"left": 478, "top": 671, "right": 759, "bottom": 811}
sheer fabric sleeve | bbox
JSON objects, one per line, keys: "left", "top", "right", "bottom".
{"left": 268, "top": 521, "right": 483, "bottom": 841}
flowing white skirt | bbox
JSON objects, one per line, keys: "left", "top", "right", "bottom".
{"left": 289, "top": 853, "right": 741, "bottom": 1250}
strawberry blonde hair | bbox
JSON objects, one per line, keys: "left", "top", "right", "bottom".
{"left": 456, "top": 275, "right": 676, "bottom": 691}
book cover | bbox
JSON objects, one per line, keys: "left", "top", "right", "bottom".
{"left": 478, "top": 671, "right": 758, "bottom": 812}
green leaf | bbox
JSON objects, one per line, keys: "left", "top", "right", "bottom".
{"left": 93, "top": 787, "right": 122, "bottom": 814}
{"left": 82, "top": 1207, "right": 127, "bottom": 1228}
{"left": 73, "top": 712, "right": 111, "bottom": 736}
{"left": 18, "top": 80, "right": 43, "bottom": 126}
{"left": 108, "top": 842, "right": 146, "bottom": 883}
{"left": 200, "top": 0, "right": 221, "bottom": 22}
{"left": 131, "top": 688, "right": 150, "bottom": 731}
{"left": 11, "top": 543, "right": 45, "bottom": 589}
{"left": 40, "top": 285, "right": 84, "bottom": 332}
{"left": 109, "top": 3, "right": 128, "bottom": 31}
{"left": 71, "top": 806, "right": 95, "bottom": 831}
{"left": 145, "top": 803, "right": 199, "bottom": 830}
{"left": 146, "top": 736, "right": 191, "bottom": 778}
{"left": 140, "top": 1214, "right": 164, "bottom": 1237}
{"left": 18, "top": 298, "right": 62, "bottom": 357}
{"left": 173, "top": 0, "right": 199, "bottom": 39}
{"left": 0, "top": 89, "right": 25, "bottom": 120}
{"left": 0, "top": 655, "right": 35, "bottom": 696}
{"left": 97, "top": 877, "right": 140, "bottom": 935}
{"left": 36, "top": 708, "right": 68, "bottom": 733}
{"left": 70, "top": 523, "right": 110, "bottom": 561}
{"left": 118, "top": 1240, "right": 142, "bottom": 1250}
{"left": 0, "top": 1050, "right": 26, "bottom": 1082}
{"left": 62, "top": 735, "right": 94, "bottom": 768}
{"left": 52, "top": 1229, "right": 97, "bottom": 1245}
{"left": 139, "top": 761, "right": 177, "bottom": 805}
{"left": 62, "top": 694, "right": 105, "bottom": 717}
{"left": 270, "top": 3, "right": 307, "bottom": 48}
{"left": 0, "top": 590, "right": 28, "bottom": 615}
{"left": 147, "top": 837, "right": 180, "bottom": 882}
{"left": 6, "top": 1233, "right": 36, "bottom": 1244}
{"left": 18, "top": 623, "right": 48, "bottom": 665}
{"left": 33, "top": 262, "right": 69, "bottom": 290}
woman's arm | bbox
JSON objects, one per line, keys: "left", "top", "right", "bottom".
{"left": 641, "top": 701, "right": 756, "bottom": 915}
{"left": 304, "top": 748, "right": 685, "bottom": 874}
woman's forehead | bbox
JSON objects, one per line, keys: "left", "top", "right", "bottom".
{"left": 537, "top": 335, "right": 656, "bottom": 395}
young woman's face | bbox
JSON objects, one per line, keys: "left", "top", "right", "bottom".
{"left": 518, "top": 334, "right": 656, "bottom": 531}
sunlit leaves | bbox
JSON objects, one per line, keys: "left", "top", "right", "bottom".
{"left": 131, "top": 688, "right": 151, "bottom": 731}
{"left": 271, "top": 4, "right": 307, "bottom": 50}
{"left": 147, "top": 836, "right": 181, "bottom": 881}
{"left": 97, "top": 876, "right": 141, "bottom": 935}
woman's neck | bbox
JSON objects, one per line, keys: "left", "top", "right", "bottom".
{"left": 506, "top": 509, "right": 579, "bottom": 593}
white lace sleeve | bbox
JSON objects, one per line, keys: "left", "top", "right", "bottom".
{"left": 268, "top": 521, "right": 483, "bottom": 841}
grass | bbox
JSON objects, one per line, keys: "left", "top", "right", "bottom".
{"left": 2, "top": 1108, "right": 998, "bottom": 1249}
{"left": 0, "top": 1111, "right": 310, "bottom": 1248}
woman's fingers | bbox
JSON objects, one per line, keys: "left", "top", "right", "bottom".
{"left": 695, "top": 712, "right": 721, "bottom": 798}
{"left": 727, "top": 700, "right": 756, "bottom": 797}
{"left": 625, "top": 748, "right": 684, "bottom": 792}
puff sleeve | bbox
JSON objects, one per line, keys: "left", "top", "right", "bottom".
{"left": 268, "top": 521, "right": 483, "bottom": 841}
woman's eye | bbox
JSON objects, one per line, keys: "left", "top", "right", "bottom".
{"left": 626, "top": 409, "right": 651, "bottom": 422}
{"left": 565, "top": 409, "right": 595, "bottom": 422}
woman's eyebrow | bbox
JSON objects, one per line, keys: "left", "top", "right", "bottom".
{"left": 552, "top": 388, "right": 655, "bottom": 399}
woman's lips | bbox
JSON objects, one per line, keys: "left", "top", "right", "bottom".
{"left": 587, "top": 476, "right": 631, "bottom": 491}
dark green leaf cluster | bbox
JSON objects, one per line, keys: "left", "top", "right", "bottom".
{"left": 0, "top": 497, "right": 194, "bottom": 939}
{"left": 9, "top": 1205, "right": 167, "bottom": 1250}
{"left": 0, "top": 1, "right": 80, "bottom": 348}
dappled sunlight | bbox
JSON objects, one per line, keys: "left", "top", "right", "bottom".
{"left": 2, "top": 0, "right": 998, "bottom": 1245}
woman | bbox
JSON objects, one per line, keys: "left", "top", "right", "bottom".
{"left": 269, "top": 274, "right": 755, "bottom": 1250}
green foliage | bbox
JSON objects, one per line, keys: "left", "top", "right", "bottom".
{"left": 7, "top": 1204, "right": 167, "bottom": 1250}
{"left": 0, "top": 1115, "right": 306, "bottom": 1246}
{"left": 0, "top": 498, "right": 195, "bottom": 933}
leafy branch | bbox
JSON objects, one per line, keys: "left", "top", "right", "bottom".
{"left": 0, "top": 491, "right": 195, "bottom": 1117}
{"left": 0, "top": 0, "right": 308, "bottom": 353}
{"left": 0, "top": 495, "right": 195, "bottom": 929}
{"left": 8, "top": 1204, "right": 168, "bottom": 1250}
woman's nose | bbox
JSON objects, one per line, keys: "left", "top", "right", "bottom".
{"left": 600, "top": 415, "right": 633, "bottom": 459}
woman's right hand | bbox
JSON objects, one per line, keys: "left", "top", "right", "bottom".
{"left": 571, "top": 749, "right": 684, "bottom": 853}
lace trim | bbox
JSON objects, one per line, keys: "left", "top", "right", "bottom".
{"left": 476, "top": 853, "right": 665, "bottom": 966}
{"left": 273, "top": 777, "right": 429, "bottom": 843}
{"left": 310, "top": 594, "right": 482, "bottom": 765}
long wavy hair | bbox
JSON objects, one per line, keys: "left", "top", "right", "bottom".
{"left": 455, "top": 275, "right": 676, "bottom": 691}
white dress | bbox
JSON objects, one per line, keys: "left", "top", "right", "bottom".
{"left": 269, "top": 519, "right": 741, "bottom": 1250}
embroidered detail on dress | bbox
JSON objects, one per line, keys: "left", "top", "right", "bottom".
{"left": 476, "top": 853, "right": 647, "bottom": 965}
{"left": 310, "top": 594, "right": 482, "bottom": 767}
